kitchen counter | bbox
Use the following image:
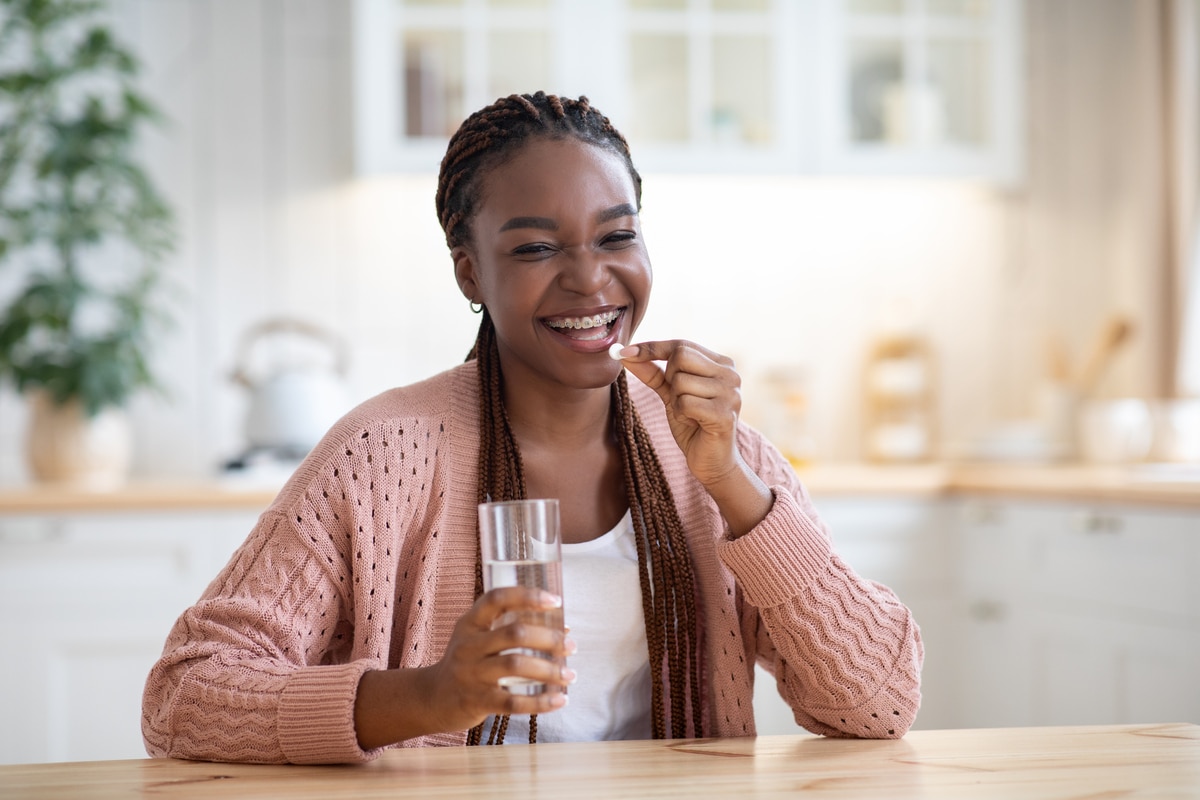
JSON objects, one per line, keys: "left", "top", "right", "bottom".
{"left": 796, "top": 462, "right": 1200, "bottom": 508}
{"left": 0, "top": 723, "right": 1195, "bottom": 799}
{"left": 0, "top": 462, "right": 1197, "bottom": 514}
{"left": 0, "top": 480, "right": 280, "bottom": 514}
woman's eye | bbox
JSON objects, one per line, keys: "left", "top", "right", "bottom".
{"left": 512, "top": 243, "right": 555, "bottom": 257}
{"left": 602, "top": 231, "right": 637, "bottom": 248}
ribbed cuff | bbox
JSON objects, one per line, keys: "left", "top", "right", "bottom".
{"left": 716, "top": 488, "right": 833, "bottom": 609}
{"left": 278, "top": 661, "right": 380, "bottom": 764}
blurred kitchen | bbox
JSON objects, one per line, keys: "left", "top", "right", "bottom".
{"left": 1, "top": 0, "right": 1198, "bottom": 765}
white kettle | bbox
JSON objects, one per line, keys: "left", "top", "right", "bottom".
{"left": 230, "top": 318, "right": 352, "bottom": 457}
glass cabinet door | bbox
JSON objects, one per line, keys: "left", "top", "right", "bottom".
{"left": 353, "top": 0, "right": 1022, "bottom": 179}
{"left": 825, "top": 0, "right": 1020, "bottom": 181}
{"left": 354, "top": 0, "right": 557, "bottom": 171}
{"left": 624, "top": 0, "right": 786, "bottom": 170}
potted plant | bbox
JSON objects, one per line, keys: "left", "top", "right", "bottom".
{"left": 0, "top": 0, "right": 176, "bottom": 487}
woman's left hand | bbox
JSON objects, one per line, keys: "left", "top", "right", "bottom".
{"left": 617, "top": 339, "right": 744, "bottom": 487}
{"left": 618, "top": 338, "right": 774, "bottom": 536}
{"left": 618, "top": 339, "right": 773, "bottom": 536}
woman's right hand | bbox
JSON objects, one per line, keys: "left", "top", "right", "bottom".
{"left": 354, "top": 587, "right": 574, "bottom": 749}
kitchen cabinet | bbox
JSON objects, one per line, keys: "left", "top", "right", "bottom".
{"left": 755, "top": 492, "right": 1200, "bottom": 736}
{"left": 754, "top": 496, "right": 959, "bottom": 733}
{"left": 956, "top": 499, "right": 1200, "bottom": 729}
{"left": 352, "top": 0, "right": 1022, "bottom": 179}
{"left": 0, "top": 512, "right": 257, "bottom": 764}
{"left": 819, "top": 0, "right": 1023, "bottom": 181}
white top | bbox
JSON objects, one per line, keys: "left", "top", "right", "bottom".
{"left": 499, "top": 509, "right": 652, "bottom": 744}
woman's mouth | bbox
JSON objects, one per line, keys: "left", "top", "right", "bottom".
{"left": 544, "top": 309, "right": 623, "bottom": 342}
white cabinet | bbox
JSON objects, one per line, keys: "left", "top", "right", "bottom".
{"left": 755, "top": 493, "right": 1200, "bottom": 737}
{"left": 753, "top": 496, "right": 958, "bottom": 733}
{"left": 955, "top": 499, "right": 1200, "bottom": 729}
{"left": 819, "top": 0, "right": 1023, "bottom": 181}
{"left": 0, "top": 512, "right": 257, "bottom": 765}
{"left": 352, "top": 0, "right": 1022, "bottom": 179}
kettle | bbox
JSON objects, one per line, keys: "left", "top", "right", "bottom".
{"left": 230, "top": 318, "right": 352, "bottom": 458}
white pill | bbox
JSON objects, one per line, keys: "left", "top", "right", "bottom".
{"left": 608, "top": 343, "right": 625, "bottom": 361}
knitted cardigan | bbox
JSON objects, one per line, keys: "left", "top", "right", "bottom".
{"left": 142, "top": 362, "right": 923, "bottom": 764}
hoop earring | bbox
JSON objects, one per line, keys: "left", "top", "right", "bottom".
{"left": 469, "top": 300, "right": 483, "bottom": 314}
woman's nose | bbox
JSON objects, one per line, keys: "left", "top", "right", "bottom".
{"left": 559, "top": 246, "right": 611, "bottom": 294}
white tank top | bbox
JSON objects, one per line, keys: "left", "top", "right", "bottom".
{"left": 498, "top": 509, "right": 652, "bottom": 743}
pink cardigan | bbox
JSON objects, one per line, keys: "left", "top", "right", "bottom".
{"left": 142, "top": 363, "right": 923, "bottom": 764}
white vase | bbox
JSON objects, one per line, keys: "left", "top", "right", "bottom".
{"left": 25, "top": 391, "right": 133, "bottom": 489}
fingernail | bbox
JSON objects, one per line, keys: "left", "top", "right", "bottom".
{"left": 541, "top": 592, "right": 562, "bottom": 608}
{"left": 619, "top": 345, "right": 639, "bottom": 358}
{"left": 562, "top": 667, "right": 578, "bottom": 684}
{"left": 553, "top": 694, "right": 569, "bottom": 708}
{"left": 564, "top": 637, "right": 578, "bottom": 656}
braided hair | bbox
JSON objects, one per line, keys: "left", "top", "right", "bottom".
{"left": 437, "top": 93, "right": 703, "bottom": 745}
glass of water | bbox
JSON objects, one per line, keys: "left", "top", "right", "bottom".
{"left": 478, "top": 498, "right": 564, "bottom": 695}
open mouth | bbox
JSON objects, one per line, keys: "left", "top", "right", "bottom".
{"left": 543, "top": 308, "right": 623, "bottom": 342}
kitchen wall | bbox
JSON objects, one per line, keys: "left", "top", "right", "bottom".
{"left": 0, "top": 0, "right": 1172, "bottom": 481}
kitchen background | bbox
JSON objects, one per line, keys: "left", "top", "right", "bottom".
{"left": 0, "top": 0, "right": 1193, "bottom": 479}
{"left": 2, "top": 0, "right": 1199, "bottom": 766}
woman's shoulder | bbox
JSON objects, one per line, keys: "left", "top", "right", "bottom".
{"left": 352, "top": 362, "right": 477, "bottom": 422}
{"left": 270, "top": 363, "right": 480, "bottom": 509}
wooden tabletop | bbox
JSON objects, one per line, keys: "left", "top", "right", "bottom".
{"left": 1, "top": 723, "right": 1196, "bottom": 799}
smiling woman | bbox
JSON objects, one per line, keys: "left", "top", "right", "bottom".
{"left": 140, "top": 91, "right": 923, "bottom": 765}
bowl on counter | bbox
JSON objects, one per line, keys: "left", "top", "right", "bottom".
{"left": 1078, "top": 398, "right": 1153, "bottom": 464}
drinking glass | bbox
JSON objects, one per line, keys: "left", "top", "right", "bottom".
{"left": 478, "top": 498, "right": 564, "bottom": 695}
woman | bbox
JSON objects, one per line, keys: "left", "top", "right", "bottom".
{"left": 142, "top": 92, "right": 922, "bottom": 764}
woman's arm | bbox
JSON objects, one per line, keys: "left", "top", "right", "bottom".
{"left": 717, "top": 430, "right": 924, "bottom": 739}
{"left": 142, "top": 511, "right": 378, "bottom": 764}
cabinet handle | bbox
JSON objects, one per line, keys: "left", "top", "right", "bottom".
{"left": 965, "top": 502, "right": 1004, "bottom": 525}
{"left": 968, "top": 600, "right": 1006, "bottom": 621}
{"left": 1073, "top": 511, "right": 1122, "bottom": 534}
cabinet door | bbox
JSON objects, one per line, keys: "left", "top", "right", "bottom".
{"left": 1028, "top": 609, "right": 1200, "bottom": 727}
{"left": 956, "top": 499, "right": 1200, "bottom": 729}
{"left": 0, "top": 512, "right": 257, "bottom": 764}
{"left": 817, "top": 0, "right": 1023, "bottom": 182}
{"left": 619, "top": 0, "right": 799, "bottom": 172}
{"left": 955, "top": 498, "right": 1042, "bottom": 728}
{"left": 353, "top": 0, "right": 564, "bottom": 173}
{"left": 353, "top": 0, "right": 1024, "bottom": 179}
{"left": 1024, "top": 506, "right": 1200, "bottom": 726}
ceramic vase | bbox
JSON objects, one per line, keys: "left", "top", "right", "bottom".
{"left": 25, "top": 391, "right": 132, "bottom": 489}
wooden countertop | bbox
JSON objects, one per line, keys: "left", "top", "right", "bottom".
{"left": 0, "top": 480, "right": 281, "bottom": 514}
{"left": 0, "top": 723, "right": 1195, "bottom": 799}
{"left": 0, "top": 462, "right": 1197, "bottom": 514}
{"left": 798, "top": 462, "right": 1200, "bottom": 508}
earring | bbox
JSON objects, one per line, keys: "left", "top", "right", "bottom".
{"left": 469, "top": 300, "right": 483, "bottom": 314}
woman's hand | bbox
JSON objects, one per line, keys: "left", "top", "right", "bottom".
{"left": 355, "top": 587, "right": 574, "bottom": 749}
{"left": 617, "top": 340, "right": 742, "bottom": 484}
{"left": 617, "top": 339, "right": 773, "bottom": 537}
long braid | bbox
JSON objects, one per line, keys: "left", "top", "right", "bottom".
{"left": 443, "top": 93, "right": 701, "bottom": 745}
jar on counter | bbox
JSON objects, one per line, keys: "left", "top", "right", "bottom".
{"left": 863, "top": 333, "right": 936, "bottom": 462}
{"left": 758, "top": 366, "right": 817, "bottom": 469}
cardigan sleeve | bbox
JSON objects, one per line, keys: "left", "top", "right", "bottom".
{"left": 714, "top": 430, "right": 924, "bottom": 739}
{"left": 140, "top": 509, "right": 384, "bottom": 764}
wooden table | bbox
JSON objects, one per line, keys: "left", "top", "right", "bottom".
{"left": 1, "top": 723, "right": 1196, "bottom": 799}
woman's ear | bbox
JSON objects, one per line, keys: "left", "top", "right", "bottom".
{"left": 452, "top": 246, "right": 479, "bottom": 303}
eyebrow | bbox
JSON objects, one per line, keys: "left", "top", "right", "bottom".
{"left": 497, "top": 203, "right": 638, "bottom": 233}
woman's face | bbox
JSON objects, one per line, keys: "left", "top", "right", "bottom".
{"left": 454, "top": 136, "right": 652, "bottom": 394}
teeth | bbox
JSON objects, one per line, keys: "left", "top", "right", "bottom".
{"left": 547, "top": 310, "right": 620, "bottom": 330}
